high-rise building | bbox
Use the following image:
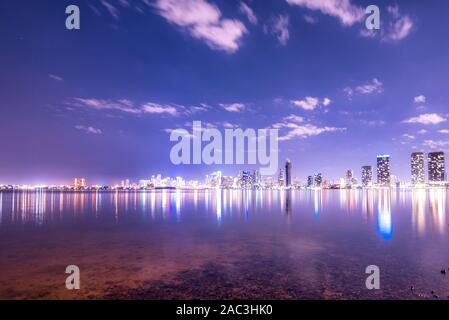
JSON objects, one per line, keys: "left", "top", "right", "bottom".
{"left": 285, "top": 159, "right": 292, "bottom": 187}
{"left": 428, "top": 152, "right": 445, "bottom": 183}
{"left": 73, "top": 178, "right": 87, "bottom": 189}
{"left": 307, "top": 176, "right": 313, "bottom": 188}
{"left": 314, "top": 173, "right": 322, "bottom": 187}
{"left": 411, "top": 152, "right": 425, "bottom": 185}
{"left": 377, "top": 155, "right": 391, "bottom": 186}
{"left": 278, "top": 168, "right": 285, "bottom": 187}
{"left": 362, "top": 166, "right": 373, "bottom": 187}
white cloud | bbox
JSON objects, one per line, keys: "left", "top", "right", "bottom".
{"left": 303, "top": 15, "right": 317, "bottom": 24}
{"left": 49, "top": 74, "right": 64, "bottom": 82}
{"left": 69, "top": 98, "right": 182, "bottom": 116}
{"left": 75, "top": 125, "right": 103, "bottom": 135}
{"left": 322, "top": 97, "right": 332, "bottom": 107}
{"left": 141, "top": 103, "right": 179, "bottom": 116}
{"left": 414, "top": 95, "right": 426, "bottom": 104}
{"left": 402, "top": 134, "right": 415, "bottom": 140}
{"left": 417, "top": 129, "right": 427, "bottom": 134}
{"left": 154, "top": 0, "right": 247, "bottom": 53}
{"left": 272, "top": 116, "right": 345, "bottom": 141}
{"left": 286, "top": 0, "right": 364, "bottom": 26}
{"left": 220, "top": 103, "right": 247, "bottom": 113}
{"left": 291, "top": 97, "right": 331, "bottom": 111}
{"left": 269, "top": 15, "right": 290, "bottom": 46}
{"left": 100, "top": 0, "right": 120, "bottom": 20}
{"left": 355, "top": 78, "right": 383, "bottom": 95}
{"left": 284, "top": 114, "right": 305, "bottom": 123}
{"left": 383, "top": 5, "right": 413, "bottom": 42}
{"left": 423, "top": 140, "right": 449, "bottom": 149}
{"left": 278, "top": 124, "right": 346, "bottom": 141}
{"left": 402, "top": 113, "right": 447, "bottom": 125}
{"left": 439, "top": 129, "right": 449, "bottom": 134}
{"left": 239, "top": 2, "right": 257, "bottom": 25}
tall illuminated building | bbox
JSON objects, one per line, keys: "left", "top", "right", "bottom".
{"left": 73, "top": 178, "right": 87, "bottom": 189}
{"left": 285, "top": 159, "right": 292, "bottom": 187}
{"left": 428, "top": 152, "right": 445, "bottom": 183}
{"left": 314, "top": 173, "right": 322, "bottom": 187}
{"left": 278, "top": 168, "right": 285, "bottom": 187}
{"left": 362, "top": 166, "right": 373, "bottom": 187}
{"left": 411, "top": 152, "right": 425, "bottom": 185}
{"left": 377, "top": 155, "right": 391, "bottom": 186}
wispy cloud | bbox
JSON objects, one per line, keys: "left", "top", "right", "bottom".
{"left": 68, "top": 98, "right": 184, "bottom": 117}
{"left": 100, "top": 0, "right": 120, "bottom": 20}
{"left": 239, "top": 2, "right": 257, "bottom": 25}
{"left": 402, "top": 113, "right": 447, "bottom": 125}
{"left": 49, "top": 74, "right": 64, "bottom": 82}
{"left": 286, "top": 0, "right": 364, "bottom": 26}
{"left": 75, "top": 125, "right": 103, "bottom": 135}
{"left": 344, "top": 78, "right": 383, "bottom": 97}
{"left": 153, "top": 0, "right": 247, "bottom": 53}
{"left": 291, "top": 97, "right": 331, "bottom": 111}
{"left": 358, "top": 5, "right": 413, "bottom": 42}
{"left": 414, "top": 95, "right": 426, "bottom": 104}
{"left": 438, "top": 129, "right": 449, "bottom": 134}
{"left": 220, "top": 103, "right": 247, "bottom": 113}
{"left": 423, "top": 140, "right": 449, "bottom": 150}
{"left": 265, "top": 15, "right": 290, "bottom": 46}
{"left": 272, "top": 115, "right": 345, "bottom": 141}
{"left": 383, "top": 5, "right": 413, "bottom": 42}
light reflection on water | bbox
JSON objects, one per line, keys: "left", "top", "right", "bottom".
{"left": 0, "top": 189, "right": 448, "bottom": 239}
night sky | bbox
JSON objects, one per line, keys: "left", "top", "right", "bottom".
{"left": 1, "top": 0, "right": 449, "bottom": 185}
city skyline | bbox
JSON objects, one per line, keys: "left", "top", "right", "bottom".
{"left": 1, "top": 150, "right": 447, "bottom": 188}
{"left": 1, "top": 1, "right": 449, "bottom": 184}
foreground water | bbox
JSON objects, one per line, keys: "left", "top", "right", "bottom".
{"left": 0, "top": 189, "right": 449, "bottom": 300}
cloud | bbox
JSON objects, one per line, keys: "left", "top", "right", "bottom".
{"left": 402, "top": 113, "right": 447, "bottom": 125}
{"left": 264, "top": 15, "right": 290, "bottom": 45}
{"left": 291, "top": 97, "right": 331, "bottom": 111}
{"left": 423, "top": 140, "right": 449, "bottom": 150}
{"left": 153, "top": 0, "right": 247, "bottom": 53}
{"left": 355, "top": 78, "right": 383, "bottom": 95}
{"left": 383, "top": 5, "right": 413, "bottom": 42}
{"left": 75, "top": 125, "right": 103, "bottom": 135}
{"left": 239, "top": 2, "right": 257, "bottom": 25}
{"left": 360, "top": 120, "right": 386, "bottom": 127}
{"left": 286, "top": 0, "right": 364, "bottom": 26}
{"left": 100, "top": 0, "right": 120, "bottom": 20}
{"left": 414, "top": 95, "right": 426, "bottom": 104}
{"left": 272, "top": 115, "right": 345, "bottom": 141}
{"left": 417, "top": 129, "right": 427, "bottom": 134}
{"left": 68, "top": 98, "right": 182, "bottom": 116}
{"left": 344, "top": 78, "right": 383, "bottom": 98}
{"left": 49, "top": 74, "right": 64, "bottom": 82}
{"left": 220, "top": 103, "right": 247, "bottom": 113}
{"left": 303, "top": 15, "right": 318, "bottom": 24}
{"left": 402, "top": 134, "right": 415, "bottom": 140}
{"left": 278, "top": 124, "right": 346, "bottom": 141}
{"left": 438, "top": 129, "right": 449, "bottom": 134}
{"left": 141, "top": 103, "right": 179, "bottom": 116}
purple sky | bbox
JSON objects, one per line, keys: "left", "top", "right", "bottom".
{"left": 1, "top": 0, "right": 449, "bottom": 185}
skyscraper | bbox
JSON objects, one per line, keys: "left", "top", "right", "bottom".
{"left": 411, "top": 152, "right": 425, "bottom": 185}
{"left": 278, "top": 168, "right": 284, "bottom": 187}
{"left": 362, "top": 166, "right": 373, "bottom": 187}
{"left": 285, "top": 159, "right": 292, "bottom": 187}
{"left": 314, "top": 173, "right": 322, "bottom": 187}
{"left": 377, "top": 155, "right": 391, "bottom": 186}
{"left": 428, "top": 152, "right": 445, "bottom": 183}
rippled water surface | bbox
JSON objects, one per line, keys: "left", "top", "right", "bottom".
{"left": 1, "top": 189, "right": 449, "bottom": 299}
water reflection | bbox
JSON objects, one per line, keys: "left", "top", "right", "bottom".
{"left": 0, "top": 190, "right": 448, "bottom": 241}
{"left": 376, "top": 190, "right": 393, "bottom": 240}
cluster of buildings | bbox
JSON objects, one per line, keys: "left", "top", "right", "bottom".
{"left": 1, "top": 152, "right": 447, "bottom": 192}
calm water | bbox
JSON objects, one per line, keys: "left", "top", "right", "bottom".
{"left": 0, "top": 189, "right": 449, "bottom": 300}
